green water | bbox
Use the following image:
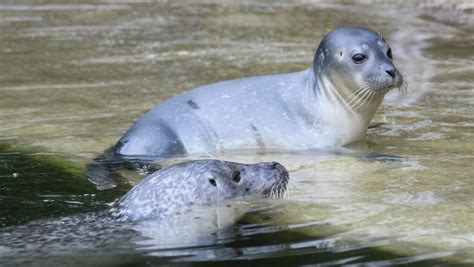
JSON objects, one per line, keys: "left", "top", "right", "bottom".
{"left": 0, "top": 1, "right": 473, "bottom": 265}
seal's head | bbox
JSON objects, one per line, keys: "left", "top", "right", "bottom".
{"left": 313, "top": 27, "right": 404, "bottom": 111}
{"left": 110, "top": 160, "right": 289, "bottom": 221}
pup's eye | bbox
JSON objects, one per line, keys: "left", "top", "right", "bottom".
{"left": 231, "top": 171, "right": 241, "bottom": 183}
{"left": 387, "top": 48, "right": 393, "bottom": 59}
{"left": 352, "top": 54, "right": 367, "bottom": 64}
{"left": 209, "top": 179, "right": 217, "bottom": 187}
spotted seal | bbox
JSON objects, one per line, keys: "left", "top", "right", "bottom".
{"left": 109, "top": 159, "right": 289, "bottom": 221}
{"left": 114, "top": 27, "right": 404, "bottom": 159}
{"left": 0, "top": 160, "right": 289, "bottom": 264}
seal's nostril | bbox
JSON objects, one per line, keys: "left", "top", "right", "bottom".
{"left": 385, "top": 69, "right": 395, "bottom": 78}
{"left": 231, "top": 171, "right": 241, "bottom": 183}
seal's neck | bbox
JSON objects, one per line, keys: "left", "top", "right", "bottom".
{"left": 307, "top": 67, "right": 385, "bottom": 146}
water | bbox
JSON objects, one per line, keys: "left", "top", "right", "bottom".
{"left": 0, "top": 1, "right": 473, "bottom": 265}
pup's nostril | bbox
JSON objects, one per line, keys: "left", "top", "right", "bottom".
{"left": 385, "top": 69, "right": 395, "bottom": 78}
{"left": 231, "top": 171, "right": 241, "bottom": 183}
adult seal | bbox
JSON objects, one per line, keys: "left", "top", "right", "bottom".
{"left": 115, "top": 27, "right": 404, "bottom": 159}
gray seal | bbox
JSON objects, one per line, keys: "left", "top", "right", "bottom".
{"left": 115, "top": 27, "right": 404, "bottom": 159}
{"left": 109, "top": 159, "right": 289, "bottom": 221}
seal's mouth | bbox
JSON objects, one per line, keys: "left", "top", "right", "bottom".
{"left": 343, "top": 76, "right": 406, "bottom": 111}
{"left": 378, "top": 75, "right": 407, "bottom": 98}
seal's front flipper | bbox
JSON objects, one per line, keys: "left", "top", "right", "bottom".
{"left": 85, "top": 147, "right": 163, "bottom": 190}
{"left": 85, "top": 160, "right": 119, "bottom": 190}
{"left": 85, "top": 147, "right": 121, "bottom": 190}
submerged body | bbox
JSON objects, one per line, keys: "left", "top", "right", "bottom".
{"left": 116, "top": 27, "right": 403, "bottom": 159}
{"left": 0, "top": 160, "right": 289, "bottom": 263}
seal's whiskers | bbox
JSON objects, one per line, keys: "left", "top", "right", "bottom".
{"left": 345, "top": 85, "right": 372, "bottom": 111}
{"left": 283, "top": 184, "right": 290, "bottom": 199}
{"left": 345, "top": 85, "right": 369, "bottom": 106}
{"left": 343, "top": 85, "right": 369, "bottom": 111}
{"left": 351, "top": 88, "right": 373, "bottom": 110}
{"left": 269, "top": 180, "right": 288, "bottom": 199}
{"left": 398, "top": 80, "right": 408, "bottom": 100}
{"left": 366, "top": 90, "right": 376, "bottom": 105}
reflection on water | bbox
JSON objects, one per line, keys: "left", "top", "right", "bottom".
{"left": 0, "top": 0, "right": 473, "bottom": 265}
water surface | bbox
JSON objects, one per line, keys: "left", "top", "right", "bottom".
{"left": 0, "top": 1, "right": 473, "bottom": 265}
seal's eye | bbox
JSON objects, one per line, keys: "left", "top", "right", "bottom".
{"left": 208, "top": 179, "right": 217, "bottom": 187}
{"left": 387, "top": 48, "right": 393, "bottom": 59}
{"left": 231, "top": 171, "right": 241, "bottom": 183}
{"left": 352, "top": 54, "right": 367, "bottom": 64}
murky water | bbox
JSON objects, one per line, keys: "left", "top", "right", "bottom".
{"left": 0, "top": 1, "right": 473, "bottom": 266}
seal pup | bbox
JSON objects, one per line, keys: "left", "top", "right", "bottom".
{"left": 0, "top": 160, "right": 289, "bottom": 264}
{"left": 114, "top": 27, "right": 404, "bottom": 159}
{"left": 109, "top": 159, "right": 289, "bottom": 221}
